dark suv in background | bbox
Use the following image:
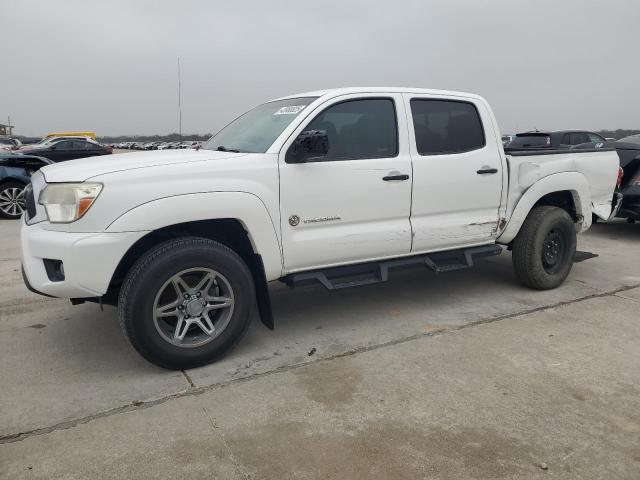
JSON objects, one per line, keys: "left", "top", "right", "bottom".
{"left": 505, "top": 130, "right": 606, "bottom": 150}
{"left": 574, "top": 134, "right": 640, "bottom": 223}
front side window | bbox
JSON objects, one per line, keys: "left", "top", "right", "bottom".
{"left": 410, "top": 99, "right": 485, "bottom": 155}
{"left": 202, "top": 97, "right": 317, "bottom": 153}
{"left": 587, "top": 133, "right": 605, "bottom": 143}
{"left": 301, "top": 98, "right": 398, "bottom": 161}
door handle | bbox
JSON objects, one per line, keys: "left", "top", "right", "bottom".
{"left": 476, "top": 167, "right": 498, "bottom": 174}
{"left": 382, "top": 174, "right": 410, "bottom": 181}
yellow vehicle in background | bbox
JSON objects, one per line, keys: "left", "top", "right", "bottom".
{"left": 44, "top": 131, "right": 96, "bottom": 140}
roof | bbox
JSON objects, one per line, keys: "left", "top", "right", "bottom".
{"left": 272, "top": 87, "right": 483, "bottom": 102}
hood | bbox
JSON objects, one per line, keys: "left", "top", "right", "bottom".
{"left": 40, "top": 149, "right": 246, "bottom": 182}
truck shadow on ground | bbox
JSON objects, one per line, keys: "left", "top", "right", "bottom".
{"left": 591, "top": 220, "right": 640, "bottom": 240}
{"left": 40, "top": 253, "right": 518, "bottom": 372}
{"left": 31, "top": 220, "right": 636, "bottom": 374}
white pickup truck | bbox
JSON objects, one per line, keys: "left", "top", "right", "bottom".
{"left": 20, "top": 87, "right": 619, "bottom": 369}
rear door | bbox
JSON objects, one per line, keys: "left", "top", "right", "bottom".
{"left": 279, "top": 94, "right": 413, "bottom": 272}
{"left": 47, "top": 141, "right": 72, "bottom": 162}
{"left": 48, "top": 140, "right": 86, "bottom": 161}
{"left": 83, "top": 141, "right": 105, "bottom": 158}
{"left": 405, "top": 94, "right": 504, "bottom": 252}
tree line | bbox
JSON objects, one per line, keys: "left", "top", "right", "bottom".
{"left": 14, "top": 129, "right": 640, "bottom": 145}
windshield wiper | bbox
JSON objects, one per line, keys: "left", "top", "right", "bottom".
{"left": 216, "top": 146, "right": 240, "bottom": 153}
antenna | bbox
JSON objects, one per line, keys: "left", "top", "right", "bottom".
{"left": 177, "top": 57, "right": 182, "bottom": 141}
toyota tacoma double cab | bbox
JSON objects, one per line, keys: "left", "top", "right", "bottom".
{"left": 20, "top": 87, "right": 619, "bottom": 369}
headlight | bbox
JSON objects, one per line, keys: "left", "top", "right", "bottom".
{"left": 38, "top": 183, "right": 103, "bottom": 223}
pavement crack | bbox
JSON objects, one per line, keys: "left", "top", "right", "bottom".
{"left": 202, "top": 406, "right": 251, "bottom": 479}
{"left": 181, "top": 370, "right": 195, "bottom": 389}
{"left": 1, "top": 282, "right": 638, "bottom": 445}
{"left": 613, "top": 292, "right": 640, "bottom": 305}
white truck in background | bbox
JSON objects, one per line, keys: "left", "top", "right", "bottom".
{"left": 20, "top": 87, "right": 619, "bottom": 369}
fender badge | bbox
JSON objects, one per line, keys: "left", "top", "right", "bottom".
{"left": 289, "top": 215, "right": 300, "bottom": 227}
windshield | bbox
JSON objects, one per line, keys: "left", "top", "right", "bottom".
{"left": 203, "top": 97, "right": 317, "bottom": 153}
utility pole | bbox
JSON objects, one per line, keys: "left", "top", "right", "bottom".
{"left": 177, "top": 57, "right": 183, "bottom": 141}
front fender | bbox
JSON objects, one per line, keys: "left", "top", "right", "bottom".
{"left": 497, "top": 172, "right": 590, "bottom": 244}
{"left": 106, "top": 191, "right": 283, "bottom": 280}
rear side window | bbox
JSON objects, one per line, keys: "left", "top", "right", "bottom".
{"left": 304, "top": 98, "right": 398, "bottom": 161}
{"left": 68, "top": 141, "right": 87, "bottom": 150}
{"left": 54, "top": 141, "right": 72, "bottom": 149}
{"left": 508, "top": 135, "right": 550, "bottom": 148}
{"left": 410, "top": 99, "right": 485, "bottom": 155}
{"left": 561, "top": 132, "right": 594, "bottom": 145}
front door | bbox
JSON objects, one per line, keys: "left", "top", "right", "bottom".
{"left": 279, "top": 94, "right": 413, "bottom": 272}
{"left": 48, "top": 140, "right": 83, "bottom": 162}
{"left": 405, "top": 94, "right": 504, "bottom": 252}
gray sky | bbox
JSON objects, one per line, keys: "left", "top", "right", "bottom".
{"left": 1, "top": 0, "right": 639, "bottom": 137}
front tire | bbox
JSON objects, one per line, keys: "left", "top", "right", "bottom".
{"left": 0, "top": 181, "right": 27, "bottom": 219}
{"left": 512, "top": 206, "right": 577, "bottom": 290}
{"left": 118, "top": 237, "right": 256, "bottom": 369}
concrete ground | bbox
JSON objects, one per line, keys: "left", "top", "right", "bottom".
{"left": 1, "top": 218, "right": 639, "bottom": 479}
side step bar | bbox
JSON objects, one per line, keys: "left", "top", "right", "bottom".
{"left": 283, "top": 245, "right": 503, "bottom": 290}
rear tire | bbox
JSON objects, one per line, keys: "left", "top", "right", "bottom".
{"left": 512, "top": 206, "right": 577, "bottom": 290}
{"left": 118, "top": 237, "right": 256, "bottom": 369}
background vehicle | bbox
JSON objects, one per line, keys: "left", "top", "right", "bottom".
{"left": 21, "top": 87, "right": 619, "bottom": 369}
{"left": 501, "top": 134, "right": 516, "bottom": 146}
{"left": 19, "top": 136, "right": 91, "bottom": 149}
{"left": 575, "top": 135, "right": 640, "bottom": 222}
{"left": 0, "top": 152, "right": 52, "bottom": 219}
{"left": 0, "top": 137, "right": 23, "bottom": 151}
{"left": 18, "top": 138, "right": 112, "bottom": 162}
{"left": 506, "top": 130, "right": 606, "bottom": 150}
{"left": 44, "top": 131, "right": 97, "bottom": 141}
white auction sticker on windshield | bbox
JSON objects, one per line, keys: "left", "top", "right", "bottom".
{"left": 274, "top": 105, "right": 306, "bottom": 115}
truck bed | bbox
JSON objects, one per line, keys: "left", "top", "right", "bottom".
{"left": 503, "top": 147, "right": 619, "bottom": 225}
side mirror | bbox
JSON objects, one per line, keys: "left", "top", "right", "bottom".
{"left": 286, "top": 130, "right": 329, "bottom": 163}
{"left": 50, "top": 145, "right": 57, "bottom": 150}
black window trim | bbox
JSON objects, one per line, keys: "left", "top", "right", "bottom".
{"left": 410, "top": 98, "right": 487, "bottom": 156}
{"left": 287, "top": 96, "right": 400, "bottom": 163}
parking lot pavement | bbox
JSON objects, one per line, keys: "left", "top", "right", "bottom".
{"left": 1, "top": 219, "right": 639, "bottom": 478}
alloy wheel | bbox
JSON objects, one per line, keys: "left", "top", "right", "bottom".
{"left": 0, "top": 187, "right": 26, "bottom": 217}
{"left": 153, "top": 268, "right": 235, "bottom": 348}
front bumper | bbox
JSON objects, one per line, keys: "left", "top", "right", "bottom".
{"left": 21, "top": 219, "right": 147, "bottom": 298}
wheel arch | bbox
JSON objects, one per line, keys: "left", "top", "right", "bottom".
{"left": 105, "top": 191, "right": 283, "bottom": 278}
{"left": 498, "top": 172, "right": 590, "bottom": 244}
{"left": 104, "top": 191, "right": 282, "bottom": 329}
{"left": 0, "top": 176, "right": 28, "bottom": 187}
{"left": 106, "top": 218, "right": 275, "bottom": 329}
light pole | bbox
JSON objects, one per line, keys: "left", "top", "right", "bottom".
{"left": 178, "top": 57, "right": 182, "bottom": 141}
